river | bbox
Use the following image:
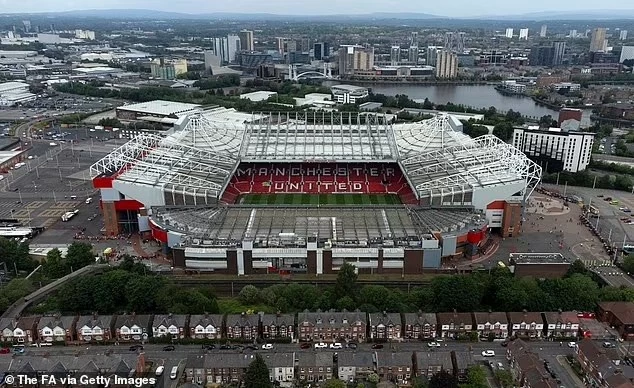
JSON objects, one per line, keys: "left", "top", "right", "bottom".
{"left": 324, "top": 82, "right": 592, "bottom": 124}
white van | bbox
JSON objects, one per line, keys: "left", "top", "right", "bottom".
{"left": 155, "top": 366, "right": 164, "bottom": 376}
{"left": 85, "top": 197, "right": 92, "bottom": 204}
{"left": 169, "top": 366, "right": 178, "bottom": 380}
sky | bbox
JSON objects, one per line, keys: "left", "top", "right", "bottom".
{"left": 0, "top": 0, "right": 630, "bottom": 17}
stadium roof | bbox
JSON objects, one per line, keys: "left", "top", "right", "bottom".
{"left": 116, "top": 100, "right": 201, "bottom": 117}
{"left": 152, "top": 206, "right": 486, "bottom": 246}
{"left": 91, "top": 110, "right": 541, "bottom": 204}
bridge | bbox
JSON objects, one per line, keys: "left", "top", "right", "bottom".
{"left": 289, "top": 63, "right": 334, "bottom": 81}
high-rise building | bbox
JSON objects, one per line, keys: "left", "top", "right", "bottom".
{"left": 505, "top": 28, "right": 514, "bottom": 38}
{"left": 313, "top": 42, "right": 329, "bottom": 60}
{"left": 512, "top": 127, "right": 594, "bottom": 173}
{"left": 275, "top": 37, "right": 286, "bottom": 54}
{"left": 227, "top": 35, "right": 241, "bottom": 62}
{"left": 22, "top": 20, "right": 31, "bottom": 33}
{"left": 411, "top": 31, "right": 419, "bottom": 46}
{"left": 435, "top": 50, "right": 458, "bottom": 79}
{"left": 569, "top": 30, "right": 577, "bottom": 38}
{"left": 540, "top": 25, "right": 548, "bottom": 38}
{"left": 426, "top": 46, "right": 441, "bottom": 66}
{"left": 408, "top": 46, "right": 419, "bottom": 64}
{"left": 530, "top": 46, "right": 555, "bottom": 66}
{"left": 204, "top": 50, "right": 222, "bottom": 73}
{"left": 150, "top": 58, "right": 187, "bottom": 80}
{"left": 519, "top": 28, "right": 529, "bottom": 40}
{"left": 390, "top": 46, "right": 401, "bottom": 65}
{"left": 620, "top": 46, "right": 634, "bottom": 63}
{"left": 590, "top": 28, "right": 607, "bottom": 52}
{"left": 620, "top": 30, "right": 628, "bottom": 41}
{"left": 553, "top": 42, "right": 566, "bottom": 66}
{"left": 239, "top": 30, "right": 255, "bottom": 52}
{"left": 338, "top": 45, "right": 374, "bottom": 75}
{"left": 444, "top": 31, "right": 465, "bottom": 53}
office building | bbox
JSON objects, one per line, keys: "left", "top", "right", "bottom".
{"left": 512, "top": 127, "right": 594, "bottom": 173}
{"left": 408, "top": 46, "right": 419, "bottom": 64}
{"left": 590, "top": 28, "right": 607, "bottom": 52}
{"left": 569, "top": 29, "right": 578, "bottom": 38}
{"left": 22, "top": 20, "right": 31, "bottom": 33}
{"left": 444, "top": 32, "right": 465, "bottom": 53}
{"left": 331, "top": 84, "right": 369, "bottom": 104}
{"left": 211, "top": 35, "right": 241, "bottom": 64}
{"left": 530, "top": 46, "right": 554, "bottom": 66}
{"left": 505, "top": 28, "right": 513, "bottom": 38}
{"left": 553, "top": 42, "right": 566, "bottom": 66}
{"left": 540, "top": 25, "right": 547, "bottom": 38}
{"left": 620, "top": 46, "right": 634, "bottom": 63}
{"left": 204, "top": 50, "right": 222, "bottom": 73}
{"left": 390, "top": 46, "right": 401, "bottom": 65}
{"left": 435, "top": 50, "right": 458, "bottom": 79}
{"left": 239, "top": 30, "right": 255, "bottom": 52}
{"left": 75, "top": 30, "right": 95, "bottom": 40}
{"left": 620, "top": 30, "right": 628, "bottom": 41}
{"left": 519, "top": 28, "right": 529, "bottom": 40}
{"left": 338, "top": 45, "right": 374, "bottom": 76}
{"left": 313, "top": 42, "right": 329, "bottom": 60}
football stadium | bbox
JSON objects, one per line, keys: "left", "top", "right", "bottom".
{"left": 90, "top": 108, "right": 542, "bottom": 275}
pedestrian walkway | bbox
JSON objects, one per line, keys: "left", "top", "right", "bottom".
{"left": 556, "top": 355, "right": 585, "bottom": 388}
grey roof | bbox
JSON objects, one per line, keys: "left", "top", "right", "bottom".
{"left": 226, "top": 313, "right": 258, "bottom": 328}
{"left": 298, "top": 309, "right": 367, "bottom": 329}
{"left": 76, "top": 315, "right": 114, "bottom": 330}
{"left": 435, "top": 312, "right": 473, "bottom": 326}
{"left": 203, "top": 353, "right": 257, "bottom": 369}
{"left": 473, "top": 312, "right": 508, "bottom": 325}
{"left": 189, "top": 314, "right": 224, "bottom": 328}
{"left": 403, "top": 312, "right": 437, "bottom": 326}
{"left": 7, "top": 354, "right": 139, "bottom": 374}
{"left": 452, "top": 351, "right": 475, "bottom": 370}
{"left": 296, "top": 352, "right": 334, "bottom": 368}
{"left": 260, "top": 313, "right": 295, "bottom": 327}
{"left": 16, "top": 315, "right": 41, "bottom": 330}
{"left": 376, "top": 352, "right": 412, "bottom": 368}
{"left": 37, "top": 315, "right": 77, "bottom": 331}
{"left": 415, "top": 351, "right": 453, "bottom": 370}
{"left": 114, "top": 314, "right": 152, "bottom": 330}
{"left": 0, "top": 317, "right": 17, "bottom": 331}
{"left": 152, "top": 314, "right": 187, "bottom": 329}
{"left": 185, "top": 354, "right": 206, "bottom": 369}
{"left": 369, "top": 312, "right": 402, "bottom": 327}
{"left": 337, "top": 352, "right": 375, "bottom": 368}
{"left": 260, "top": 352, "right": 295, "bottom": 368}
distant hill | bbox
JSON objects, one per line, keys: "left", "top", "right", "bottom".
{"left": 2, "top": 8, "right": 634, "bottom": 21}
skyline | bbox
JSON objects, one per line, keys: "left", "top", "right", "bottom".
{"left": 0, "top": 0, "right": 633, "bottom": 18}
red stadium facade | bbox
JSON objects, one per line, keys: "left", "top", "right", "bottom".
{"left": 221, "top": 162, "right": 417, "bottom": 204}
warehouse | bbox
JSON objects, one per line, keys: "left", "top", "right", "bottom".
{"left": 115, "top": 100, "right": 201, "bottom": 121}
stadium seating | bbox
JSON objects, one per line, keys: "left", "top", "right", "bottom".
{"left": 220, "top": 163, "right": 418, "bottom": 204}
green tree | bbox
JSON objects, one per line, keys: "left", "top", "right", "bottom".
{"left": 431, "top": 276, "right": 483, "bottom": 312}
{"left": 239, "top": 285, "right": 260, "bottom": 304}
{"left": 244, "top": 354, "right": 272, "bottom": 388}
{"left": 65, "top": 242, "right": 95, "bottom": 271}
{"left": 367, "top": 373, "right": 379, "bottom": 383}
{"left": 494, "top": 370, "right": 514, "bottom": 388}
{"left": 0, "top": 278, "right": 35, "bottom": 304}
{"left": 623, "top": 255, "right": 634, "bottom": 274}
{"left": 413, "top": 377, "right": 429, "bottom": 388}
{"left": 566, "top": 260, "right": 589, "bottom": 277}
{"left": 492, "top": 122, "right": 514, "bottom": 142}
{"left": 323, "top": 380, "right": 347, "bottom": 388}
{"left": 429, "top": 370, "right": 458, "bottom": 388}
{"left": 42, "top": 248, "right": 68, "bottom": 278}
{"left": 335, "top": 263, "right": 358, "bottom": 300}
{"left": 462, "top": 366, "right": 487, "bottom": 388}
{"left": 0, "top": 237, "right": 35, "bottom": 272}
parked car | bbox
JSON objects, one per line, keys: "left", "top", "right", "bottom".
{"left": 162, "top": 345, "right": 175, "bottom": 351}
{"left": 481, "top": 350, "right": 495, "bottom": 357}
{"left": 300, "top": 342, "right": 311, "bottom": 349}
{"left": 314, "top": 342, "right": 328, "bottom": 349}
{"left": 219, "top": 344, "right": 232, "bottom": 350}
{"left": 427, "top": 342, "right": 441, "bottom": 348}
{"left": 129, "top": 345, "right": 143, "bottom": 352}
{"left": 0, "top": 348, "right": 10, "bottom": 354}
{"left": 261, "top": 344, "right": 274, "bottom": 350}
{"left": 329, "top": 343, "right": 343, "bottom": 350}
{"left": 371, "top": 343, "right": 384, "bottom": 349}
{"left": 243, "top": 345, "right": 256, "bottom": 352}
{"left": 568, "top": 342, "right": 577, "bottom": 348}
{"left": 603, "top": 342, "right": 616, "bottom": 348}
{"left": 347, "top": 343, "right": 358, "bottom": 349}
{"left": 203, "top": 344, "right": 215, "bottom": 351}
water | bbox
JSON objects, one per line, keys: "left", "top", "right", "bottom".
{"left": 323, "top": 82, "right": 590, "bottom": 121}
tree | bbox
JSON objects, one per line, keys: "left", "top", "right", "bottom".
{"left": 244, "top": 354, "right": 271, "bottom": 388}
{"left": 42, "top": 248, "right": 68, "bottom": 278}
{"left": 335, "top": 263, "right": 358, "bottom": 299}
{"left": 566, "top": 260, "right": 589, "bottom": 277}
{"left": 494, "top": 370, "right": 514, "bottom": 388}
{"left": 65, "top": 242, "right": 95, "bottom": 271}
{"left": 462, "top": 366, "right": 487, "bottom": 388}
{"left": 623, "top": 255, "right": 634, "bottom": 274}
{"left": 239, "top": 285, "right": 260, "bottom": 304}
{"left": 429, "top": 370, "right": 458, "bottom": 388}
{"left": 367, "top": 373, "right": 379, "bottom": 383}
{"left": 492, "top": 122, "right": 514, "bottom": 142}
{"left": 323, "top": 380, "right": 347, "bottom": 388}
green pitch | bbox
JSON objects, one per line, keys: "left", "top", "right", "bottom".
{"left": 240, "top": 193, "right": 402, "bottom": 206}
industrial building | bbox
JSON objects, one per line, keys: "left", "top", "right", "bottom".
{"left": 0, "top": 81, "right": 36, "bottom": 106}
{"left": 90, "top": 111, "right": 541, "bottom": 274}
{"left": 115, "top": 100, "right": 201, "bottom": 121}
{"left": 512, "top": 126, "right": 594, "bottom": 173}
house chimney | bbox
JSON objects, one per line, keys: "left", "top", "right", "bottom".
{"left": 92, "top": 312, "right": 98, "bottom": 320}
{"left": 241, "top": 312, "right": 246, "bottom": 318}
{"left": 276, "top": 310, "right": 281, "bottom": 317}
{"left": 383, "top": 311, "right": 387, "bottom": 318}
{"left": 418, "top": 309, "right": 423, "bottom": 318}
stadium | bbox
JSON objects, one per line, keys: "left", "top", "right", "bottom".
{"left": 90, "top": 107, "right": 542, "bottom": 275}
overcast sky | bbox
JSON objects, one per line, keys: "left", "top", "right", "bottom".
{"left": 0, "top": 0, "right": 629, "bottom": 17}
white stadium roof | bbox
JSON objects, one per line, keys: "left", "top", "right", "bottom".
{"left": 116, "top": 100, "right": 201, "bottom": 117}
{"left": 91, "top": 110, "right": 541, "bottom": 207}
